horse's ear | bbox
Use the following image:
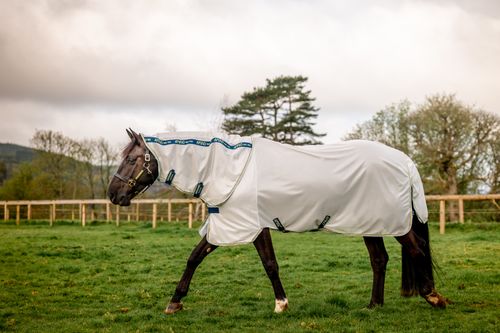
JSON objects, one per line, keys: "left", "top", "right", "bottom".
{"left": 128, "top": 128, "right": 145, "bottom": 147}
{"left": 126, "top": 128, "right": 134, "bottom": 140}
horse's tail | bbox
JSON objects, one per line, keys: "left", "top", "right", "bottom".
{"left": 401, "top": 212, "right": 434, "bottom": 297}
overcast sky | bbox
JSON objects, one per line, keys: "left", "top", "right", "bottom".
{"left": 1, "top": 0, "right": 499, "bottom": 148}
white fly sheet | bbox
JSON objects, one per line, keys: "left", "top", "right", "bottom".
{"left": 143, "top": 132, "right": 428, "bottom": 246}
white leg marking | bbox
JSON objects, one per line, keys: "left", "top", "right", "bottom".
{"left": 274, "top": 298, "right": 289, "bottom": 313}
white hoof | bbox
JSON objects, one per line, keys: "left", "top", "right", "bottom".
{"left": 274, "top": 298, "right": 289, "bottom": 313}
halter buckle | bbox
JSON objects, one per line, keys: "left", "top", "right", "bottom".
{"left": 144, "top": 163, "right": 152, "bottom": 175}
{"left": 144, "top": 153, "right": 151, "bottom": 162}
{"left": 127, "top": 178, "right": 137, "bottom": 187}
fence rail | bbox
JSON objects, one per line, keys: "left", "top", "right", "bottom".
{"left": 1, "top": 194, "right": 499, "bottom": 234}
{"left": 0, "top": 198, "right": 204, "bottom": 229}
{"left": 426, "top": 194, "right": 500, "bottom": 233}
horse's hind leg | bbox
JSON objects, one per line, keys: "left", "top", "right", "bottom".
{"left": 165, "top": 236, "right": 217, "bottom": 314}
{"left": 253, "top": 228, "right": 288, "bottom": 313}
{"left": 363, "top": 237, "right": 389, "bottom": 307}
{"left": 396, "top": 226, "right": 450, "bottom": 308}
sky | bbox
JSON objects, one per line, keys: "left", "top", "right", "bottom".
{"left": 1, "top": 0, "right": 499, "bottom": 149}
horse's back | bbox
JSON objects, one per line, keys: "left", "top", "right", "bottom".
{"left": 253, "top": 139, "right": 422, "bottom": 236}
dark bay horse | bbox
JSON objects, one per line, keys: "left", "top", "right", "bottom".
{"left": 107, "top": 129, "right": 450, "bottom": 314}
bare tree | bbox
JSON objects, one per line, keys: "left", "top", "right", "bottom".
{"left": 74, "top": 139, "right": 97, "bottom": 199}
{"left": 31, "top": 130, "right": 79, "bottom": 198}
{"left": 95, "top": 138, "right": 118, "bottom": 198}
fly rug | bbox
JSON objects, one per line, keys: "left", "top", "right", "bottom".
{"left": 144, "top": 132, "right": 428, "bottom": 244}
{"left": 108, "top": 129, "right": 450, "bottom": 315}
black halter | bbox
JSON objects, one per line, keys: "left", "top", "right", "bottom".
{"left": 113, "top": 150, "right": 154, "bottom": 195}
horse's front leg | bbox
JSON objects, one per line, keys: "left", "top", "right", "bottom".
{"left": 363, "top": 236, "right": 389, "bottom": 308}
{"left": 165, "top": 236, "right": 217, "bottom": 314}
{"left": 253, "top": 228, "right": 288, "bottom": 313}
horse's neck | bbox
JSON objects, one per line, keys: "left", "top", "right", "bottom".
{"left": 161, "top": 144, "right": 211, "bottom": 184}
{"left": 146, "top": 132, "right": 253, "bottom": 205}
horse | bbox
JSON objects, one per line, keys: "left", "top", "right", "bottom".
{"left": 107, "top": 128, "right": 450, "bottom": 314}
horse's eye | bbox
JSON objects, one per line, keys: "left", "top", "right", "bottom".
{"left": 127, "top": 157, "right": 137, "bottom": 164}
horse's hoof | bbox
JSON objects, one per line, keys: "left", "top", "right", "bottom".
{"left": 425, "top": 291, "right": 450, "bottom": 308}
{"left": 164, "top": 302, "right": 183, "bottom": 314}
{"left": 274, "top": 298, "right": 289, "bottom": 313}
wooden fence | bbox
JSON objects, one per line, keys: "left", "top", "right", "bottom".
{"left": 426, "top": 194, "right": 500, "bottom": 234}
{"left": 0, "top": 198, "right": 204, "bottom": 229}
{"left": 1, "top": 194, "right": 499, "bottom": 234}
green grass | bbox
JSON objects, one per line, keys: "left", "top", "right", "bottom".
{"left": 0, "top": 221, "right": 499, "bottom": 332}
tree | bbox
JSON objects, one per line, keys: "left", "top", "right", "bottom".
{"left": 95, "top": 138, "right": 118, "bottom": 198}
{"left": 74, "top": 139, "right": 97, "bottom": 199}
{"left": 343, "top": 94, "right": 500, "bottom": 199}
{"left": 29, "top": 130, "right": 118, "bottom": 199}
{"left": 0, "top": 161, "right": 6, "bottom": 185}
{"left": 30, "top": 130, "right": 79, "bottom": 198}
{"left": 344, "top": 100, "right": 411, "bottom": 154}
{"left": 222, "top": 75, "right": 325, "bottom": 145}
{"left": 410, "top": 95, "right": 497, "bottom": 196}
{"left": 488, "top": 129, "right": 500, "bottom": 193}
{"left": 0, "top": 163, "right": 35, "bottom": 200}
{"left": 0, "top": 130, "right": 119, "bottom": 200}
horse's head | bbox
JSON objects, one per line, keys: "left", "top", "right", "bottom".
{"left": 107, "top": 129, "right": 159, "bottom": 206}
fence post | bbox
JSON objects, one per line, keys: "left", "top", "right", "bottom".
{"left": 168, "top": 201, "right": 172, "bottom": 222}
{"left": 188, "top": 202, "right": 193, "bottom": 229}
{"left": 106, "top": 203, "right": 111, "bottom": 222}
{"left": 152, "top": 203, "right": 157, "bottom": 229}
{"left": 115, "top": 205, "right": 120, "bottom": 227}
{"left": 52, "top": 203, "right": 56, "bottom": 226}
{"left": 439, "top": 200, "right": 445, "bottom": 234}
{"left": 49, "top": 203, "right": 54, "bottom": 227}
{"left": 135, "top": 202, "right": 140, "bottom": 221}
{"left": 82, "top": 204, "right": 86, "bottom": 227}
{"left": 201, "top": 202, "right": 206, "bottom": 222}
{"left": 458, "top": 199, "right": 464, "bottom": 224}
{"left": 16, "top": 205, "right": 20, "bottom": 226}
{"left": 4, "top": 204, "right": 9, "bottom": 221}
{"left": 27, "top": 203, "right": 32, "bottom": 221}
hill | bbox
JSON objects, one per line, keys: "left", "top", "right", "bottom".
{"left": 0, "top": 143, "right": 36, "bottom": 184}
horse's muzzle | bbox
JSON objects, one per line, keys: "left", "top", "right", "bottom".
{"left": 108, "top": 190, "right": 131, "bottom": 206}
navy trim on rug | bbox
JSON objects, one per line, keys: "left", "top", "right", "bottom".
{"left": 144, "top": 136, "right": 252, "bottom": 150}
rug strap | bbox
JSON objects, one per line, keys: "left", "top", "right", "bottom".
{"left": 193, "top": 182, "right": 204, "bottom": 198}
{"left": 272, "top": 218, "right": 287, "bottom": 232}
{"left": 165, "top": 169, "right": 176, "bottom": 185}
{"left": 318, "top": 215, "right": 331, "bottom": 229}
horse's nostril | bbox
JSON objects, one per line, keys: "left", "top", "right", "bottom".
{"left": 118, "top": 194, "right": 128, "bottom": 205}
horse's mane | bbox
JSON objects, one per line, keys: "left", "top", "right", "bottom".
{"left": 121, "top": 140, "right": 137, "bottom": 158}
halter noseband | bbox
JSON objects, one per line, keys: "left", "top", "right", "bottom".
{"left": 113, "top": 150, "right": 154, "bottom": 195}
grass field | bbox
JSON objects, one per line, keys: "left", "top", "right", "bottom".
{"left": 0, "top": 221, "right": 499, "bottom": 333}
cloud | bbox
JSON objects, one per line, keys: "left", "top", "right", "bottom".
{"left": 0, "top": 0, "right": 498, "bottom": 146}
{"left": 417, "top": 0, "right": 500, "bottom": 19}
{"left": 0, "top": 99, "right": 225, "bottom": 147}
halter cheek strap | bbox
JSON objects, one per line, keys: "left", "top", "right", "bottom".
{"left": 113, "top": 152, "right": 155, "bottom": 192}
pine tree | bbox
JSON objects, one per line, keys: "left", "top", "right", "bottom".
{"left": 222, "top": 75, "right": 325, "bottom": 145}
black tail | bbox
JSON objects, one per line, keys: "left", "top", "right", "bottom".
{"left": 401, "top": 213, "right": 435, "bottom": 297}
